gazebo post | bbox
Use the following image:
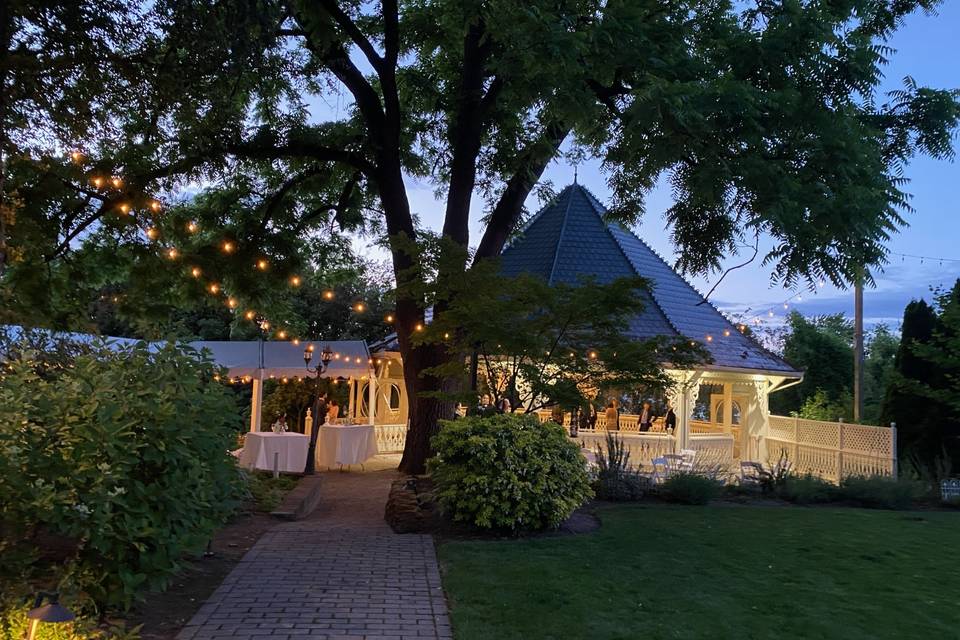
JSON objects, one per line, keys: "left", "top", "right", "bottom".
{"left": 367, "top": 372, "right": 377, "bottom": 426}
{"left": 249, "top": 369, "right": 265, "bottom": 432}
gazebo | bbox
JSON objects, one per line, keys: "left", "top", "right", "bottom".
{"left": 190, "top": 340, "right": 374, "bottom": 432}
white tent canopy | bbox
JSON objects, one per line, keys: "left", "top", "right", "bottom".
{"left": 189, "top": 340, "right": 371, "bottom": 379}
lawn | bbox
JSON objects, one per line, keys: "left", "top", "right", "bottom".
{"left": 438, "top": 504, "right": 960, "bottom": 640}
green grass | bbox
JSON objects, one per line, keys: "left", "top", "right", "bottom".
{"left": 438, "top": 505, "right": 960, "bottom": 640}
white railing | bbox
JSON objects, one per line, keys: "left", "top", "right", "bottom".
{"left": 375, "top": 423, "right": 408, "bottom": 453}
{"left": 688, "top": 433, "right": 736, "bottom": 467}
{"left": 577, "top": 432, "right": 676, "bottom": 468}
{"left": 766, "top": 415, "right": 896, "bottom": 482}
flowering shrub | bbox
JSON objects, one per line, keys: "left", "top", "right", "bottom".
{"left": 0, "top": 341, "right": 243, "bottom": 609}
{"left": 428, "top": 413, "right": 592, "bottom": 531}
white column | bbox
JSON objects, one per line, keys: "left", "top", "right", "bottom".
{"left": 249, "top": 369, "right": 265, "bottom": 432}
{"left": 347, "top": 378, "right": 356, "bottom": 420}
{"left": 368, "top": 373, "right": 377, "bottom": 426}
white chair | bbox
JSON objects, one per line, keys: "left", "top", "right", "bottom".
{"left": 679, "top": 448, "right": 697, "bottom": 472}
{"left": 651, "top": 457, "right": 670, "bottom": 484}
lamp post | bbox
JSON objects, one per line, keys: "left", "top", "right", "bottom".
{"left": 24, "top": 592, "right": 74, "bottom": 640}
{"left": 303, "top": 343, "right": 334, "bottom": 474}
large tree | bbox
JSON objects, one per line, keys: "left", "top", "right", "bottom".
{"left": 2, "top": 0, "right": 959, "bottom": 472}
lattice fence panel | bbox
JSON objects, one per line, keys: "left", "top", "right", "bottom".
{"left": 768, "top": 416, "right": 797, "bottom": 442}
{"left": 842, "top": 424, "right": 894, "bottom": 457}
{"left": 797, "top": 419, "right": 842, "bottom": 449}
{"left": 688, "top": 434, "right": 736, "bottom": 469}
{"left": 765, "top": 439, "right": 797, "bottom": 465}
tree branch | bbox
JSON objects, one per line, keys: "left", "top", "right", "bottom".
{"left": 317, "top": 0, "right": 385, "bottom": 73}
{"left": 474, "top": 120, "right": 570, "bottom": 260}
{"left": 697, "top": 233, "right": 760, "bottom": 304}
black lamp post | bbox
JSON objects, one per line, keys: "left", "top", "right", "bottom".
{"left": 303, "top": 343, "right": 334, "bottom": 474}
{"left": 24, "top": 592, "right": 74, "bottom": 640}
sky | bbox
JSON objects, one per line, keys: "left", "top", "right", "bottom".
{"left": 349, "top": 3, "right": 960, "bottom": 330}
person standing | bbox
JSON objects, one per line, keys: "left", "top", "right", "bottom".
{"left": 326, "top": 398, "right": 340, "bottom": 424}
{"left": 639, "top": 401, "right": 653, "bottom": 432}
{"left": 604, "top": 401, "right": 619, "bottom": 431}
{"left": 663, "top": 402, "right": 677, "bottom": 433}
{"left": 497, "top": 397, "right": 512, "bottom": 414}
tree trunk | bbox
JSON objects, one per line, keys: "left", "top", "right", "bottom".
{"left": 397, "top": 339, "right": 459, "bottom": 474}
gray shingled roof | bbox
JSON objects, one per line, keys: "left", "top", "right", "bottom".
{"left": 499, "top": 184, "right": 800, "bottom": 376}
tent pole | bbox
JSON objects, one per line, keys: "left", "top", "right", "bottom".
{"left": 368, "top": 372, "right": 377, "bottom": 426}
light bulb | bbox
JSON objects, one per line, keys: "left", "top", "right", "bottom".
{"left": 166, "top": 247, "right": 178, "bottom": 259}
{"left": 222, "top": 240, "right": 235, "bottom": 253}
{"left": 111, "top": 177, "right": 123, "bottom": 188}
{"left": 353, "top": 302, "right": 365, "bottom": 313}
{"left": 91, "top": 176, "right": 105, "bottom": 188}
{"left": 290, "top": 275, "right": 301, "bottom": 287}
{"left": 244, "top": 310, "right": 256, "bottom": 320}
{"left": 70, "top": 151, "right": 84, "bottom": 163}
{"left": 190, "top": 267, "right": 201, "bottom": 278}
{"left": 322, "top": 290, "right": 334, "bottom": 300}
{"left": 119, "top": 203, "right": 131, "bottom": 214}
{"left": 384, "top": 314, "right": 394, "bottom": 323}
{"left": 209, "top": 283, "right": 220, "bottom": 294}
{"left": 146, "top": 227, "right": 158, "bottom": 240}
{"left": 256, "top": 258, "right": 268, "bottom": 270}
{"left": 227, "top": 297, "right": 238, "bottom": 309}
{"left": 150, "top": 200, "right": 161, "bottom": 212}
{"left": 278, "top": 330, "right": 287, "bottom": 339}
{"left": 187, "top": 221, "right": 198, "bottom": 233}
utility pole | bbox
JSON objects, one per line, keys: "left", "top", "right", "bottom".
{"left": 853, "top": 271, "right": 864, "bottom": 423}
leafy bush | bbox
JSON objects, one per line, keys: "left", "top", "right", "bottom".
{"left": 660, "top": 473, "right": 722, "bottom": 505}
{"left": 839, "top": 475, "right": 927, "bottom": 510}
{"left": 428, "top": 414, "right": 592, "bottom": 531}
{"left": 593, "top": 432, "right": 648, "bottom": 501}
{"left": 0, "top": 341, "right": 243, "bottom": 609}
{"left": 778, "top": 474, "right": 839, "bottom": 504}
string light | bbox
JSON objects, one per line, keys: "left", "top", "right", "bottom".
{"left": 70, "top": 151, "right": 84, "bottom": 163}
{"left": 723, "top": 329, "right": 731, "bottom": 337}
{"left": 146, "top": 227, "right": 159, "bottom": 240}
{"left": 415, "top": 323, "right": 424, "bottom": 332}
{"left": 244, "top": 310, "right": 256, "bottom": 320}
{"left": 292, "top": 338, "right": 300, "bottom": 346}
{"left": 706, "top": 335, "right": 713, "bottom": 342}
{"left": 111, "top": 177, "right": 123, "bottom": 189}
{"left": 118, "top": 203, "right": 131, "bottom": 215}
{"left": 322, "top": 290, "right": 335, "bottom": 300}
{"left": 278, "top": 330, "right": 287, "bottom": 339}
{"left": 208, "top": 283, "right": 220, "bottom": 294}
{"left": 91, "top": 176, "right": 104, "bottom": 188}
{"left": 256, "top": 258, "right": 269, "bottom": 271}
{"left": 190, "top": 266, "right": 201, "bottom": 278}
{"left": 221, "top": 240, "right": 235, "bottom": 253}
{"left": 290, "top": 275, "right": 302, "bottom": 287}
{"left": 589, "top": 351, "right": 598, "bottom": 359}
{"left": 384, "top": 313, "right": 394, "bottom": 323}
{"left": 353, "top": 302, "right": 366, "bottom": 313}
{"left": 227, "top": 297, "right": 238, "bottom": 309}
{"left": 187, "top": 221, "right": 198, "bottom": 233}
{"left": 149, "top": 200, "right": 161, "bottom": 213}
{"left": 166, "top": 247, "right": 178, "bottom": 260}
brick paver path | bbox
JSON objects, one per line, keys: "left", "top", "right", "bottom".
{"left": 178, "top": 466, "right": 452, "bottom": 640}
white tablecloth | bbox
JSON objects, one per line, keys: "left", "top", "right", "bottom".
{"left": 316, "top": 424, "right": 379, "bottom": 467}
{"left": 239, "top": 432, "right": 309, "bottom": 473}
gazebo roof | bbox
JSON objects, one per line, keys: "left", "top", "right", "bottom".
{"left": 499, "top": 183, "right": 800, "bottom": 376}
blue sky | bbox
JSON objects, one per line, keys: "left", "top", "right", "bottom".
{"left": 354, "top": 3, "right": 960, "bottom": 329}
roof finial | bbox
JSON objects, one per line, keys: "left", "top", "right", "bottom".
{"left": 573, "top": 163, "right": 578, "bottom": 184}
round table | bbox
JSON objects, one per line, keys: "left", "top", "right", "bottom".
{"left": 239, "top": 432, "right": 310, "bottom": 473}
{"left": 316, "top": 424, "right": 379, "bottom": 469}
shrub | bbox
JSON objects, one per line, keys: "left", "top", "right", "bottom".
{"left": 428, "top": 414, "right": 592, "bottom": 531}
{"left": 592, "top": 432, "right": 648, "bottom": 501}
{"left": 778, "top": 474, "right": 839, "bottom": 504}
{"left": 0, "top": 341, "right": 243, "bottom": 609}
{"left": 660, "top": 472, "right": 722, "bottom": 505}
{"left": 838, "top": 475, "right": 927, "bottom": 510}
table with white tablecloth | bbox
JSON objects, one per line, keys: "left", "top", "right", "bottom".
{"left": 238, "top": 432, "right": 309, "bottom": 473}
{"left": 316, "top": 424, "right": 379, "bottom": 468}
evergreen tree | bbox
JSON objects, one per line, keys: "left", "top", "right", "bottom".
{"left": 881, "top": 298, "right": 943, "bottom": 468}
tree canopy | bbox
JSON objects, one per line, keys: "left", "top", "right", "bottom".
{"left": 2, "top": 0, "right": 958, "bottom": 471}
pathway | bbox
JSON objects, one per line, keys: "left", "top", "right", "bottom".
{"left": 177, "top": 461, "right": 452, "bottom": 640}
